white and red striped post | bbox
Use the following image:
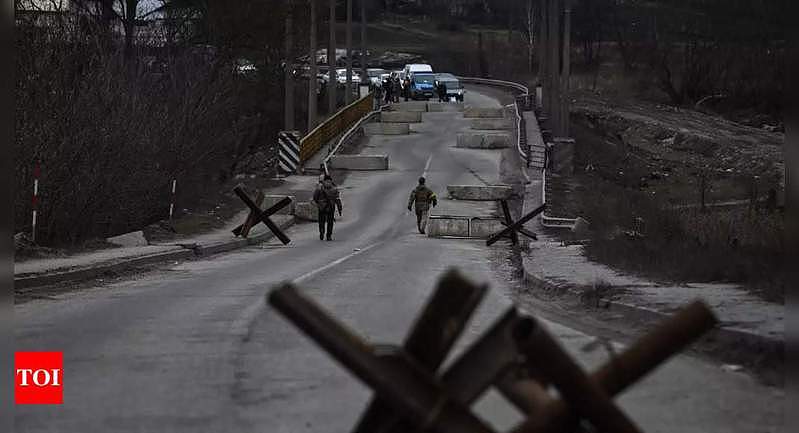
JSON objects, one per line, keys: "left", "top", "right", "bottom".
{"left": 169, "top": 179, "right": 177, "bottom": 222}
{"left": 31, "top": 162, "right": 40, "bottom": 243}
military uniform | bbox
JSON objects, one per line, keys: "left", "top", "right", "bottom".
{"left": 314, "top": 180, "right": 343, "bottom": 240}
{"left": 408, "top": 185, "right": 437, "bottom": 234}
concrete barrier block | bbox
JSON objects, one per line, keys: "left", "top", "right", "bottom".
{"left": 470, "top": 118, "right": 513, "bottom": 130}
{"left": 463, "top": 106, "right": 505, "bottom": 118}
{"left": 388, "top": 101, "right": 428, "bottom": 112}
{"left": 262, "top": 195, "right": 295, "bottom": 215}
{"left": 363, "top": 122, "right": 410, "bottom": 135}
{"left": 329, "top": 155, "right": 389, "bottom": 170}
{"left": 427, "top": 102, "right": 465, "bottom": 112}
{"left": 469, "top": 218, "right": 505, "bottom": 238}
{"left": 456, "top": 132, "right": 511, "bottom": 149}
{"left": 294, "top": 202, "right": 318, "bottom": 221}
{"left": 447, "top": 185, "right": 513, "bottom": 201}
{"left": 381, "top": 111, "right": 422, "bottom": 123}
{"left": 107, "top": 230, "right": 147, "bottom": 247}
{"left": 427, "top": 216, "right": 469, "bottom": 237}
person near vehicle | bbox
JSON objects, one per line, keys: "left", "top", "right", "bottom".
{"left": 437, "top": 81, "right": 447, "bottom": 102}
{"left": 403, "top": 77, "right": 411, "bottom": 101}
{"left": 314, "top": 175, "right": 343, "bottom": 241}
{"left": 407, "top": 176, "right": 437, "bottom": 234}
{"left": 383, "top": 77, "right": 392, "bottom": 104}
{"left": 373, "top": 84, "right": 384, "bottom": 109}
{"left": 392, "top": 76, "right": 401, "bottom": 103}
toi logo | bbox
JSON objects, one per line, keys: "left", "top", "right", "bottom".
{"left": 15, "top": 352, "right": 63, "bottom": 404}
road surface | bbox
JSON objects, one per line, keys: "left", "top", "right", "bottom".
{"left": 15, "top": 89, "right": 783, "bottom": 433}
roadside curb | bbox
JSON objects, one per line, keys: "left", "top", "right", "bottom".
{"left": 14, "top": 217, "right": 296, "bottom": 290}
{"left": 520, "top": 264, "right": 784, "bottom": 366}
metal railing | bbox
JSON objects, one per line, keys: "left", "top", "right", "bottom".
{"left": 457, "top": 76, "right": 576, "bottom": 228}
{"left": 300, "top": 91, "right": 374, "bottom": 164}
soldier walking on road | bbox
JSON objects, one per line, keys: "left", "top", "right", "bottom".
{"left": 314, "top": 175, "right": 343, "bottom": 241}
{"left": 407, "top": 176, "right": 437, "bottom": 234}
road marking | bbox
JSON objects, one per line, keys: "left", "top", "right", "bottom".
{"left": 293, "top": 241, "right": 383, "bottom": 284}
{"left": 422, "top": 154, "right": 433, "bottom": 177}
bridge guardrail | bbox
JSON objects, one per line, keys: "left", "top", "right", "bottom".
{"left": 300, "top": 92, "right": 374, "bottom": 165}
{"left": 457, "top": 76, "right": 576, "bottom": 229}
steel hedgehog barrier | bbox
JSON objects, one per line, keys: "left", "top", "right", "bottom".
{"left": 269, "top": 268, "right": 718, "bottom": 433}
{"left": 456, "top": 77, "right": 576, "bottom": 229}
{"left": 300, "top": 91, "right": 374, "bottom": 167}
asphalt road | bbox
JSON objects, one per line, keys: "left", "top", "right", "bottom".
{"left": 15, "top": 89, "right": 783, "bottom": 433}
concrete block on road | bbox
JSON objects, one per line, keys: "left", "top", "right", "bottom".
{"left": 388, "top": 101, "right": 428, "bottom": 112}
{"left": 294, "top": 202, "right": 318, "bottom": 221}
{"left": 427, "top": 102, "right": 464, "bottom": 112}
{"left": 463, "top": 106, "right": 505, "bottom": 118}
{"left": 469, "top": 218, "right": 505, "bottom": 238}
{"left": 470, "top": 118, "right": 513, "bottom": 130}
{"left": 381, "top": 111, "right": 422, "bottom": 123}
{"left": 329, "top": 155, "right": 389, "bottom": 170}
{"left": 107, "top": 230, "right": 148, "bottom": 247}
{"left": 427, "top": 216, "right": 469, "bottom": 237}
{"left": 263, "top": 195, "right": 295, "bottom": 215}
{"left": 456, "top": 132, "right": 511, "bottom": 149}
{"left": 363, "top": 122, "right": 410, "bottom": 135}
{"left": 447, "top": 185, "right": 513, "bottom": 201}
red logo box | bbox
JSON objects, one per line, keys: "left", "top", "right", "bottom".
{"left": 15, "top": 352, "right": 63, "bottom": 404}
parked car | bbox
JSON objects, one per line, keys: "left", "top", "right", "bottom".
{"left": 409, "top": 73, "right": 436, "bottom": 100}
{"left": 366, "top": 68, "right": 387, "bottom": 87}
{"left": 402, "top": 63, "right": 433, "bottom": 81}
{"left": 435, "top": 73, "right": 465, "bottom": 102}
{"left": 334, "top": 68, "right": 362, "bottom": 85}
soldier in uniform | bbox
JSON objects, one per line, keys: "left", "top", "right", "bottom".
{"left": 407, "top": 176, "right": 437, "bottom": 234}
{"left": 314, "top": 175, "right": 343, "bottom": 241}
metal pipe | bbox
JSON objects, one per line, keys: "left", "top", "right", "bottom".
{"left": 513, "top": 316, "right": 643, "bottom": 433}
{"left": 513, "top": 301, "right": 718, "bottom": 433}
{"left": 345, "top": 0, "right": 353, "bottom": 104}
{"left": 268, "top": 284, "right": 495, "bottom": 433}
{"left": 307, "top": 0, "right": 317, "bottom": 131}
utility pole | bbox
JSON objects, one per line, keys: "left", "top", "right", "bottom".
{"left": 360, "top": 0, "right": 368, "bottom": 91}
{"left": 561, "top": 0, "right": 572, "bottom": 136}
{"left": 539, "top": 0, "right": 549, "bottom": 113}
{"left": 308, "top": 0, "right": 318, "bottom": 131}
{"left": 284, "top": 0, "right": 295, "bottom": 130}
{"left": 345, "top": 0, "right": 353, "bottom": 104}
{"left": 548, "top": 0, "right": 561, "bottom": 136}
{"left": 328, "top": 0, "right": 337, "bottom": 114}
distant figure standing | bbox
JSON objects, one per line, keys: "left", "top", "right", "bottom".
{"left": 403, "top": 77, "right": 411, "bottom": 101}
{"left": 373, "top": 84, "right": 383, "bottom": 109}
{"left": 393, "top": 76, "right": 401, "bottom": 103}
{"left": 383, "top": 78, "right": 392, "bottom": 104}
{"left": 314, "top": 175, "right": 343, "bottom": 241}
{"left": 437, "top": 81, "right": 447, "bottom": 102}
{"left": 407, "top": 176, "right": 437, "bottom": 234}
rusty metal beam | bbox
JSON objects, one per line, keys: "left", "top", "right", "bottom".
{"left": 268, "top": 284, "right": 496, "bottom": 433}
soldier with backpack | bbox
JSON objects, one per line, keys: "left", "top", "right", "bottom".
{"left": 407, "top": 176, "right": 437, "bottom": 234}
{"left": 313, "top": 175, "right": 343, "bottom": 241}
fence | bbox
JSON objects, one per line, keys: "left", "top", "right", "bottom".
{"left": 456, "top": 76, "right": 577, "bottom": 228}
{"left": 299, "top": 92, "right": 373, "bottom": 164}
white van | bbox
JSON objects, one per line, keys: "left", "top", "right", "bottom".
{"left": 402, "top": 64, "right": 433, "bottom": 81}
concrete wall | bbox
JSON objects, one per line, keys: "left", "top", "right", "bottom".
{"left": 294, "top": 202, "right": 318, "bottom": 221}
{"left": 463, "top": 106, "right": 505, "bottom": 118}
{"left": 329, "top": 155, "right": 389, "bottom": 170}
{"left": 363, "top": 123, "right": 410, "bottom": 136}
{"left": 470, "top": 118, "right": 513, "bottom": 130}
{"left": 427, "top": 216, "right": 504, "bottom": 238}
{"left": 381, "top": 111, "right": 422, "bottom": 123}
{"left": 428, "top": 102, "right": 464, "bottom": 112}
{"left": 447, "top": 185, "right": 513, "bottom": 201}
{"left": 427, "top": 216, "right": 470, "bottom": 237}
{"left": 262, "top": 195, "right": 295, "bottom": 215}
{"left": 388, "top": 101, "right": 428, "bottom": 112}
{"left": 456, "top": 132, "right": 511, "bottom": 149}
